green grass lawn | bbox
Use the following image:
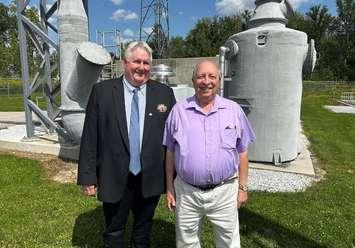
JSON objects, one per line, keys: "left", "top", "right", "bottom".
{"left": 0, "top": 90, "right": 354, "bottom": 247}
{"left": 0, "top": 96, "right": 48, "bottom": 111}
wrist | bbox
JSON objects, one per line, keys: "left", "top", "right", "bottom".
{"left": 238, "top": 184, "right": 248, "bottom": 192}
{"left": 166, "top": 184, "right": 174, "bottom": 191}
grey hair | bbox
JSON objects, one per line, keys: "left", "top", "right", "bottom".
{"left": 192, "top": 60, "right": 221, "bottom": 80}
{"left": 124, "top": 41, "right": 153, "bottom": 63}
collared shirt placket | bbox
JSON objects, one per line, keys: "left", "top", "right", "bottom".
{"left": 204, "top": 112, "right": 215, "bottom": 185}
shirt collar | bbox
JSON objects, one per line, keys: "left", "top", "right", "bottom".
{"left": 184, "top": 94, "right": 227, "bottom": 113}
{"left": 123, "top": 75, "right": 147, "bottom": 94}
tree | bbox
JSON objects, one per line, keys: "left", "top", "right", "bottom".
{"left": 306, "top": 5, "right": 333, "bottom": 46}
{"left": 335, "top": 0, "right": 355, "bottom": 80}
{"left": 240, "top": 9, "right": 252, "bottom": 30}
{"left": 0, "top": 2, "right": 40, "bottom": 78}
{"left": 168, "top": 36, "right": 187, "bottom": 58}
{"left": 184, "top": 15, "right": 242, "bottom": 57}
{"left": 0, "top": 3, "right": 17, "bottom": 77}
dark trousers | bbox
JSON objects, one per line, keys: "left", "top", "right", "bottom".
{"left": 102, "top": 173, "right": 160, "bottom": 248}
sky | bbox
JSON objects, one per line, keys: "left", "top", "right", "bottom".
{"left": 1, "top": 0, "right": 337, "bottom": 44}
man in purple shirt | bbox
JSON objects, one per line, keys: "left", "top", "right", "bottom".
{"left": 163, "top": 60, "right": 255, "bottom": 247}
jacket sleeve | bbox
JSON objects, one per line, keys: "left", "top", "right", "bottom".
{"left": 169, "top": 86, "right": 176, "bottom": 109}
{"left": 77, "top": 85, "right": 99, "bottom": 186}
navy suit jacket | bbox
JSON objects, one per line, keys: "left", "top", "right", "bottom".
{"left": 77, "top": 77, "right": 176, "bottom": 203}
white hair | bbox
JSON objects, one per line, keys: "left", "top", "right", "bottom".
{"left": 124, "top": 41, "right": 153, "bottom": 62}
{"left": 192, "top": 60, "right": 221, "bottom": 80}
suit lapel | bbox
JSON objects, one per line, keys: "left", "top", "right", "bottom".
{"left": 112, "top": 77, "right": 129, "bottom": 150}
{"left": 142, "top": 81, "right": 154, "bottom": 149}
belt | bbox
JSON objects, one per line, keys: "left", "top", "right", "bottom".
{"left": 188, "top": 175, "right": 238, "bottom": 191}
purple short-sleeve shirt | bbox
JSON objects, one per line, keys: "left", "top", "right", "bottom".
{"left": 163, "top": 95, "right": 255, "bottom": 186}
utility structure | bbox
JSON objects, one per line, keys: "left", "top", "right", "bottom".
{"left": 96, "top": 29, "right": 122, "bottom": 80}
{"left": 139, "top": 0, "right": 169, "bottom": 58}
{"left": 16, "top": 0, "right": 110, "bottom": 144}
{"left": 219, "top": 0, "right": 316, "bottom": 165}
{"left": 96, "top": 29, "right": 122, "bottom": 59}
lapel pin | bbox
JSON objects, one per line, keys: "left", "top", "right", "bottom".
{"left": 148, "top": 113, "right": 153, "bottom": 116}
{"left": 157, "top": 104, "right": 167, "bottom": 113}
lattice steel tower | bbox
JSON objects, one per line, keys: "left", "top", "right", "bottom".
{"left": 140, "top": 0, "right": 169, "bottom": 58}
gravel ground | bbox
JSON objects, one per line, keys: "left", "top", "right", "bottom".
{"left": 249, "top": 168, "right": 315, "bottom": 192}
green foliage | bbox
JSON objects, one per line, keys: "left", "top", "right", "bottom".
{"left": 0, "top": 2, "right": 43, "bottom": 78}
{"left": 0, "top": 3, "right": 18, "bottom": 77}
{"left": 168, "top": 36, "right": 188, "bottom": 58}
{"left": 0, "top": 78, "right": 21, "bottom": 86}
{"left": 168, "top": 15, "right": 243, "bottom": 58}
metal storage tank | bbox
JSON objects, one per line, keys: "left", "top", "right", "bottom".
{"left": 151, "top": 64, "right": 195, "bottom": 102}
{"left": 220, "top": 0, "right": 316, "bottom": 164}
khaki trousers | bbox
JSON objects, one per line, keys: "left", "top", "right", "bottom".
{"left": 174, "top": 176, "right": 240, "bottom": 248}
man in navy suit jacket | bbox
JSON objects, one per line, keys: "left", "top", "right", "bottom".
{"left": 77, "top": 41, "right": 176, "bottom": 248}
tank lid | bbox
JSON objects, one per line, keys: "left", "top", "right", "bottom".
{"left": 151, "top": 64, "right": 176, "bottom": 77}
{"left": 249, "top": 0, "right": 293, "bottom": 27}
{"left": 151, "top": 64, "right": 176, "bottom": 85}
{"left": 77, "top": 42, "right": 111, "bottom": 65}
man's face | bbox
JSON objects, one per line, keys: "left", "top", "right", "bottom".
{"left": 193, "top": 61, "right": 220, "bottom": 103}
{"left": 124, "top": 48, "right": 151, "bottom": 86}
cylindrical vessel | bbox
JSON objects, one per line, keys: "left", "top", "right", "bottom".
{"left": 65, "top": 42, "right": 111, "bottom": 106}
{"left": 223, "top": 0, "right": 311, "bottom": 164}
{"left": 151, "top": 64, "right": 195, "bottom": 102}
{"left": 58, "top": 0, "right": 110, "bottom": 144}
{"left": 151, "top": 64, "right": 176, "bottom": 85}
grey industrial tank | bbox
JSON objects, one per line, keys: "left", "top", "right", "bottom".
{"left": 221, "top": 0, "right": 316, "bottom": 164}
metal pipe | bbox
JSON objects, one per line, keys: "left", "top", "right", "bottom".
{"left": 219, "top": 46, "right": 229, "bottom": 97}
{"left": 16, "top": 0, "right": 34, "bottom": 138}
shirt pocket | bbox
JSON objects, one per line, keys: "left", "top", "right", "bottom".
{"left": 220, "top": 128, "right": 239, "bottom": 149}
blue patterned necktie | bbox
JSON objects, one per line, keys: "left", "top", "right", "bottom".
{"left": 129, "top": 88, "right": 141, "bottom": 175}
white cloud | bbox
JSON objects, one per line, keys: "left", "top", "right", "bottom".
{"left": 288, "top": 0, "right": 308, "bottom": 8}
{"left": 215, "top": 0, "right": 255, "bottom": 16}
{"left": 123, "top": 28, "right": 135, "bottom": 37}
{"left": 120, "top": 37, "right": 134, "bottom": 44}
{"left": 178, "top": 11, "right": 184, "bottom": 15}
{"left": 215, "top": 0, "right": 308, "bottom": 16}
{"left": 110, "top": 9, "right": 138, "bottom": 21}
{"left": 111, "top": 0, "right": 124, "bottom": 5}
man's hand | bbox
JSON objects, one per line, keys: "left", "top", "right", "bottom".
{"left": 166, "top": 188, "right": 176, "bottom": 212}
{"left": 237, "top": 191, "right": 248, "bottom": 208}
{"left": 83, "top": 185, "right": 97, "bottom": 196}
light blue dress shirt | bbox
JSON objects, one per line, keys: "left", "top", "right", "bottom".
{"left": 123, "top": 76, "right": 146, "bottom": 149}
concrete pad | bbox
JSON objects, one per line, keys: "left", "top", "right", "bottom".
{"left": 247, "top": 130, "right": 316, "bottom": 192}
{"left": 250, "top": 130, "right": 315, "bottom": 177}
{"left": 0, "top": 124, "right": 79, "bottom": 160}
{"left": 323, "top": 105, "right": 355, "bottom": 114}
{"left": 0, "top": 111, "right": 42, "bottom": 127}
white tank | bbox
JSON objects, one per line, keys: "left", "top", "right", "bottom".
{"left": 221, "top": 0, "right": 316, "bottom": 164}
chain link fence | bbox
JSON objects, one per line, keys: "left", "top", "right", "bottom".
{"left": 1, "top": 77, "right": 354, "bottom": 97}
{"left": 0, "top": 78, "right": 47, "bottom": 97}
